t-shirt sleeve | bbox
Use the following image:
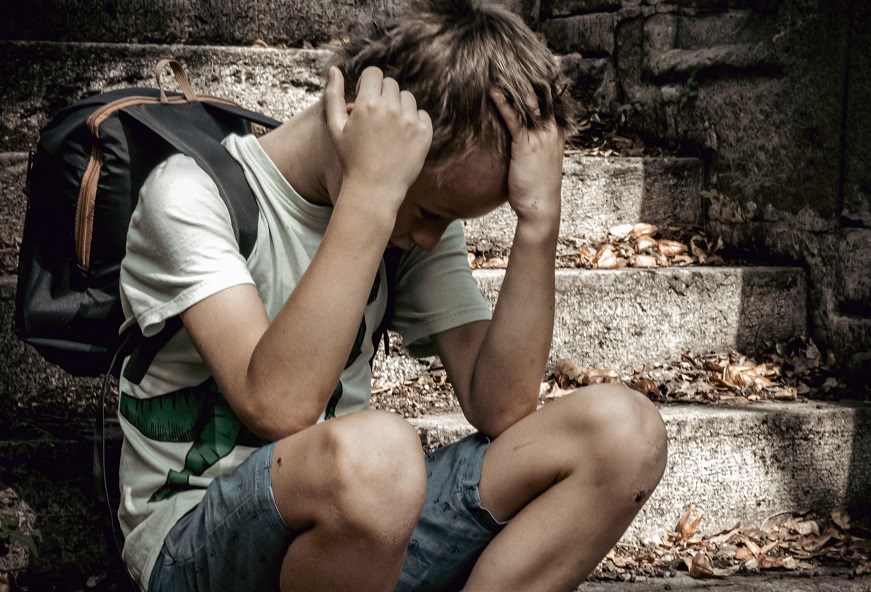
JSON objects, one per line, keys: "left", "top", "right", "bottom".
{"left": 120, "top": 154, "right": 255, "bottom": 337}
{"left": 391, "top": 220, "right": 493, "bottom": 358}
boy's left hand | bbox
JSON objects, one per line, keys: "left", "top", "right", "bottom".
{"left": 490, "top": 89, "right": 564, "bottom": 227}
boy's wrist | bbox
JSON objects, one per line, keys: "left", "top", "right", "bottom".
{"left": 513, "top": 196, "right": 561, "bottom": 236}
{"left": 333, "top": 180, "right": 402, "bottom": 236}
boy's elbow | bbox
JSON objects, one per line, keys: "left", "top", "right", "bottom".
{"left": 467, "top": 397, "right": 537, "bottom": 439}
{"left": 232, "top": 382, "right": 323, "bottom": 441}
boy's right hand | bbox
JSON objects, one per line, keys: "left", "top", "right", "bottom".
{"left": 323, "top": 66, "right": 433, "bottom": 217}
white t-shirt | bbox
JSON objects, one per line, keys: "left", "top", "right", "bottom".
{"left": 116, "top": 133, "right": 492, "bottom": 590}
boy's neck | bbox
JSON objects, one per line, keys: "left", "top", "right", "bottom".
{"left": 258, "top": 103, "right": 341, "bottom": 207}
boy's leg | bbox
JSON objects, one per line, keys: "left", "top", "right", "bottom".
{"left": 466, "top": 384, "right": 668, "bottom": 592}
{"left": 148, "top": 409, "right": 425, "bottom": 592}
{"left": 271, "top": 409, "right": 427, "bottom": 592}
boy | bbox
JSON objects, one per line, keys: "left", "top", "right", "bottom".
{"left": 117, "top": 1, "right": 668, "bottom": 590}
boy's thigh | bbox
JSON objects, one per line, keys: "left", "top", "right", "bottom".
{"left": 148, "top": 442, "right": 295, "bottom": 592}
{"left": 396, "top": 433, "right": 506, "bottom": 592}
{"left": 148, "top": 428, "right": 505, "bottom": 592}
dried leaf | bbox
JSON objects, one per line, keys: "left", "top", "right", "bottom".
{"left": 481, "top": 257, "right": 507, "bottom": 269}
{"left": 636, "top": 236, "right": 657, "bottom": 251}
{"left": 583, "top": 367, "right": 621, "bottom": 385}
{"left": 578, "top": 244, "right": 598, "bottom": 267}
{"left": 594, "top": 245, "right": 618, "bottom": 269}
{"left": 801, "top": 533, "right": 834, "bottom": 553}
{"left": 677, "top": 508, "right": 703, "bottom": 540}
{"left": 467, "top": 252, "right": 478, "bottom": 269}
{"left": 773, "top": 387, "right": 798, "bottom": 400}
{"left": 756, "top": 555, "right": 785, "bottom": 570}
{"left": 735, "top": 546, "right": 755, "bottom": 561}
{"left": 609, "top": 224, "right": 634, "bottom": 239}
{"left": 631, "top": 223, "right": 658, "bottom": 238}
{"left": 252, "top": 39, "right": 271, "bottom": 48}
{"left": 707, "top": 523, "right": 742, "bottom": 545}
{"left": 629, "top": 378, "right": 659, "bottom": 397}
{"left": 634, "top": 254, "right": 658, "bottom": 268}
{"left": 552, "top": 359, "right": 584, "bottom": 388}
{"left": 831, "top": 508, "right": 851, "bottom": 531}
{"left": 657, "top": 239, "right": 688, "bottom": 257}
{"left": 738, "top": 535, "right": 761, "bottom": 556}
{"left": 687, "top": 553, "right": 725, "bottom": 579}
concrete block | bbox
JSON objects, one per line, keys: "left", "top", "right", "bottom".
{"left": 541, "top": 13, "right": 616, "bottom": 55}
{"left": 464, "top": 156, "right": 702, "bottom": 248}
{"left": 473, "top": 266, "right": 806, "bottom": 373}
{"left": 411, "top": 401, "right": 871, "bottom": 543}
{"left": 0, "top": 41, "right": 331, "bottom": 151}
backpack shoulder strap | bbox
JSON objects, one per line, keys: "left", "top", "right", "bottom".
{"left": 120, "top": 102, "right": 278, "bottom": 383}
{"left": 121, "top": 102, "right": 266, "bottom": 258}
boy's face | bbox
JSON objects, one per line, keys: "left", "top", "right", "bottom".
{"left": 389, "top": 150, "right": 508, "bottom": 251}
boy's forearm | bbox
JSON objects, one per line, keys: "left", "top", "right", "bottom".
{"left": 463, "top": 208, "right": 559, "bottom": 437}
{"left": 242, "top": 191, "right": 396, "bottom": 439}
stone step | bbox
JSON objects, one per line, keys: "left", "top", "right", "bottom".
{"left": 0, "top": 0, "right": 399, "bottom": 48}
{"left": 2, "top": 400, "right": 868, "bottom": 585}
{"left": 409, "top": 401, "right": 871, "bottom": 544}
{"left": 479, "top": 266, "right": 805, "bottom": 372}
{"left": 1, "top": 262, "right": 806, "bottom": 397}
{"left": 0, "top": 147, "right": 701, "bottom": 278}
{"left": 375, "top": 265, "right": 807, "bottom": 380}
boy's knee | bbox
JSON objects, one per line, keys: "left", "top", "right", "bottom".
{"left": 559, "top": 385, "right": 668, "bottom": 492}
{"left": 321, "top": 410, "right": 427, "bottom": 544}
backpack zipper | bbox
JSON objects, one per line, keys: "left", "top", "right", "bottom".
{"left": 74, "top": 94, "right": 242, "bottom": 270}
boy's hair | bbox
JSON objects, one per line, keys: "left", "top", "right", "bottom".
{"left": 332, "top": 0, "right": 574, "bottom": 177}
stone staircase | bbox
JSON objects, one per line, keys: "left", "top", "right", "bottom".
{"left": 1, "top": 4, "right": 869, "bottom": 590}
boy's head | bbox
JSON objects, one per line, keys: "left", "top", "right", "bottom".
{"left": 331, "top": 0, "right": 574, "bottom": 178}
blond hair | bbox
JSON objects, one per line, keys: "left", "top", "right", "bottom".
{"left": 332, "top": 0, "right": 574, "bottom": 175}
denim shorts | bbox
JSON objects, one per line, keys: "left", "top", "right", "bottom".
{"left": 148, "top": 432, "right": 505, "bottom": 592}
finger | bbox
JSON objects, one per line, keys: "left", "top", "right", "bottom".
{"left": 489, "top": 89, "right": 522, "bottom": 137}
{"left": 400, "top": 89, "right": 417, "bottom": 113}
{"left": 381, "top": 76, "right": 401, "bottom": 100}
{"left": 520, "top": 85, "right": 540, "bottom": 116}
{"left": 356, "top": 66, "right": 384, "bottom": 101}
{"left": 323, "top": 67, "right": 349, "bottom": 139}
{"left": 417, "top": 108, "right": 433, "bottom": 141}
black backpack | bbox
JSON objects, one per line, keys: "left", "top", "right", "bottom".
{"left": 15, "top": 58, "right": 404, "bottom": 383}
{"left": 14, "top": 59, "right": 284, "bottom": 381}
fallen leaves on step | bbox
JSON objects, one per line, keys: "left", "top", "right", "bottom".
{"left": 543, "top": 335, "right": 848, "bottom": 405}
{"left": 591, "top": 507, "right": 870, "bottom": 582}
{"left": 466, "top": 222, "right": 726, "bottom": 270}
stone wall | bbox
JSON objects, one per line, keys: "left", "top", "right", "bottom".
{"left": 538, "top": 0, "right": 869, "bottom": 372}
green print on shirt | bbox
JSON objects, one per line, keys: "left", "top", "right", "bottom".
{"left": 323, "top": 271, "right": 381, "bottom": 420}
{"left": 120, "top": 379, "right": 265, "bottom": 502}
